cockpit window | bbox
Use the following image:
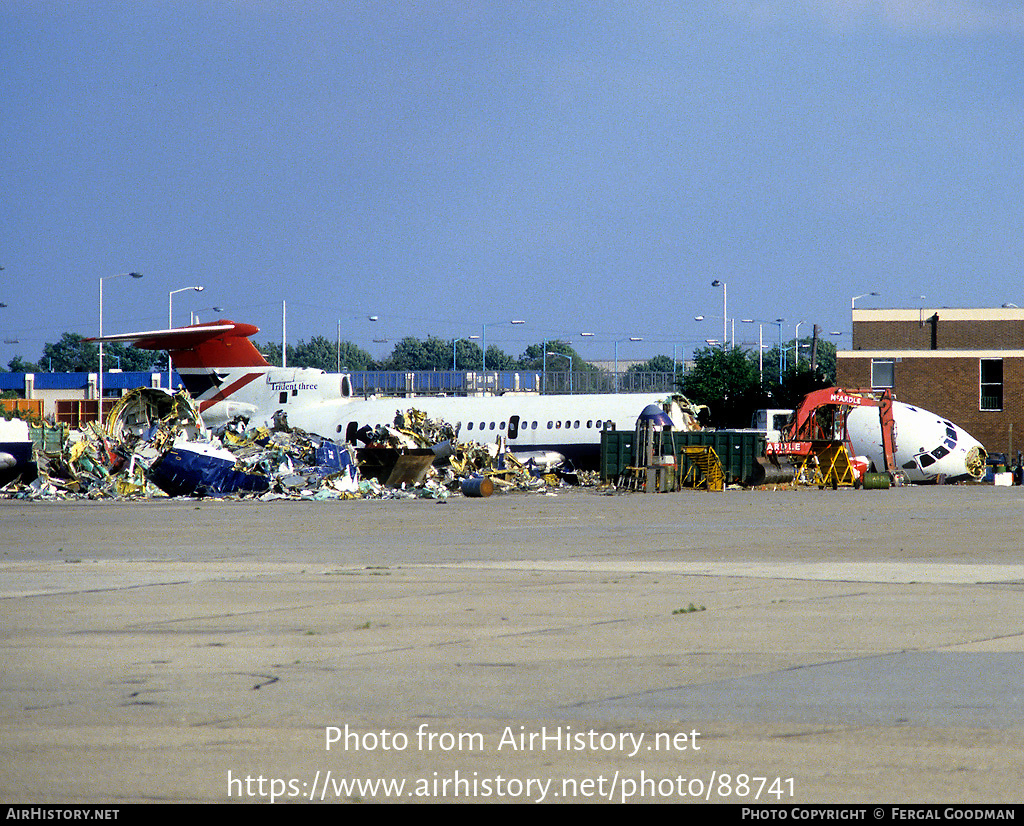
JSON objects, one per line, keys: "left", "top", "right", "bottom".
{"left": 932, "top": 445, "right": 949, "bottom": 460}
{"left": 918, "top": 454, "right": 936, "bottom": 468}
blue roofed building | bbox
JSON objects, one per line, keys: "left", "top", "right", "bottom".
{"left": 0, "top": 371, "right": 181, "bottom": 426}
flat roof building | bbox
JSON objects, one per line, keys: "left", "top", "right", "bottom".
{"left": 836, "top": 307, "right": 1024, "bottom": 458}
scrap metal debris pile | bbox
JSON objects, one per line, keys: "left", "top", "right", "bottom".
{"left": 0, "top": 390, "right": 571, "bottom": 500}
{"left": 362, "top": 408, "right": 557, "bottom": 494}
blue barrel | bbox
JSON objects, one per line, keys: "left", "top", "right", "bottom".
{"left": 461, "top": 476, "right": 494, "bottom": 497}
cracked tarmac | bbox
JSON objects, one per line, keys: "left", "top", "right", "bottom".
{"left": 1, "top": 485, "right": 1023, "bottom": 803}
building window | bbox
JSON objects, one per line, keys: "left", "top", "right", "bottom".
{"left": 870, "top": 359, "right": 895, "bottom": 389}
{"left": 980, "top": 359, "right": 1003, "bottom": 411}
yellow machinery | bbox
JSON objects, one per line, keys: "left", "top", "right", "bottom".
{"left": 794, "top": 443, "right": 856, "bottom": 488}
{"left": 680, "top": 446, "right": 725, "bottom": 492}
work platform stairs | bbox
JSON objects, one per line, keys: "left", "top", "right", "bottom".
{"left": 680, "top": 446, "right": 725, "bottom": 492}
{"left": 619, "top": 445, "right": 725, "bottom": 493}
{"left": 796, "top": 442, "right": 857, "bottom": 488}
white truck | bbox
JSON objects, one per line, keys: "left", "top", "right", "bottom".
{"left": 750, "top": 408, "right": 793, "bottom": 443}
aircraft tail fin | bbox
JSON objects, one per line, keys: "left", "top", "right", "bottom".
{"left": 90, "top": 320, "right": 271, "bottom": 370}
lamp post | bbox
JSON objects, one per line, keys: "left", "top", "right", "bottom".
{"left": 613, "top": 337, "right": 642, "bottom": 392}
{"left": 672, "top": 343, "right": 686, "bottom": 385}
{"left": 794, "top": 321, "right": 805, "bottom": 367}
{"left": 770, "top": 318, "right": 785, "bottom": 382}
{"left": 711, "top": 280, "right": 728, "bottom": 347}
{"left": 851, "top": 291, "right": 880, "bottom": 309}
{"left": 337, "top": 315, "right": 378, "bottom": 373}
{"left": 741, "top": 320, "right": 764, "bottom": 380}
{"left": 546, "top": 351, "right": 572, "bottom": 395}
{"left": 695, "top": 313, "right": 733, "bottom": 350}
{"left": 850, "top": 293, "right": 879, "bottom": 350}
{"left": 190, "top": 306, "right": 223, "bottom": 325}
{"left": 481, "top": 319, "right": 525, "bottom": 372}
{"left": 744, "top": 318, "right": 784, "bottom": 383}
{"left": 98, "top": 272, "right": 143, "bottom": 421}
{"left": 540, "top": 338, "right": 556, "bottom": 393}
{"left": 168, "top": 286, "right": 203, "bottom": 379}
{"left": 577, "top": 333, "right": 595, "bottom": 394}
{"left": 452, "top": 335, "right": 479, "bottom": 371}
{"left": 169, "top": 286, "right": 203, "bottom": 328}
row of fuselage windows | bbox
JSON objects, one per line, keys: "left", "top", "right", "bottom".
{"left": 464, "top": 419, "right": 615, "bottom": 436}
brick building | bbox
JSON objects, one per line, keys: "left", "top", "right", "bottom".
{"left": 836, "top": 307, "right": 1024, "bottom": 457}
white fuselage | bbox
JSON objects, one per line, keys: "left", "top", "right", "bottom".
{"left": 193, "top": 366, "right": 675, "bottom": 467}
{"left": 0, "top": 418, "right": 35, "bottom": 481}
{"left": 846, "top": 401, "right": 986, "bottom": 482}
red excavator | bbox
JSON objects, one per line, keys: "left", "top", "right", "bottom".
{"left": 765, "top": 387, "right": 900, "bottom": 486}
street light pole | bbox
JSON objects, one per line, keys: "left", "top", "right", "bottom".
{"left": 578, "top": 332, "right": 594, "bottom": 394}
{"left": 338, "top": 315, "right": 378, "bottom": 372}
{"left": 773, "top": 318, "right": 785, "bottom": 383}
{"left": 191, "top": 306, "right": 223, "bottom": 325}
{"left": 711, "top": 280, "right": 727, "bottom": 347}
{"left": 850, "top": 293, "right": 879, "bottom": 350}
{"left": 452, "top": 335, "right": 479, "bottom": 371}
{"left": 741, "top": 320, "right": 764, "bottom": 381}
{"left": 546, "top": 351, "right": 572, "bottom": 394}
{"left": 613, "top": 337, "right": 642, "bottom": 392}
{"left": 168, "top": 286, "right": 204, "bottom": 329}
{"left": 98, "top": 272, "right": 143, "bottom": 422}
{"left": 851, "top": 291, "right": 880, "bottom": 309}
{"left": 481, "top": 319, "right": 525, "bottom": 372}
{"left": 168, "top": 286, "right": 203, "bottom": 380}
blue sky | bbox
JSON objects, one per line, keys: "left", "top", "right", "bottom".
{"left": 3, "top": 1, "right": 1022, "bottom": 368}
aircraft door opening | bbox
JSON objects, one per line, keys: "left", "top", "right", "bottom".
{"left": 508, "top": 415, "right": 520, "bottom": 439}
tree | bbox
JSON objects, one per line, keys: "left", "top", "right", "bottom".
{"left": 759, "top": 339, "right": 837, "bottom": 409}
{"left": 288, "top": 336, "right": 336, "bottom": 371}
{"left": 760, "top": 338, "right": 836, "bottom": 386}
{"left": 453, "top": 339, "right": 483, "bottom": 370}
{"left": 626, "top": 354, "right": 675, "bottom": 375}
{"left": 7, "top": 355, "right": 38, "bottom": 373}
{"left": 256, "top": 341, "right": 292, "bottom": 367}
{"left": 335, "top": 341, "right": 378, "bottom": 371}
{"left": 382, "top": 336, "right": 455, "bottom": 371}
{"left": 3, "top": 336, "right": 163, "bottom": 373}
{"left": 679, "top": 346, "right": 766, "bottom": 428}
{"left": 286, "top": 336, "right": 377, "bottom": 372}
{"left": 518, "top": 340, "right": 594, "bottom": 372}
{"left": 106, "top": 341, "right": 166, "bottom": 372}
{"left": 482, "top": 345, "right": 517, "bottom": 371}
{"left": 41, "top": 334, "right": 99, "bottom": 372}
